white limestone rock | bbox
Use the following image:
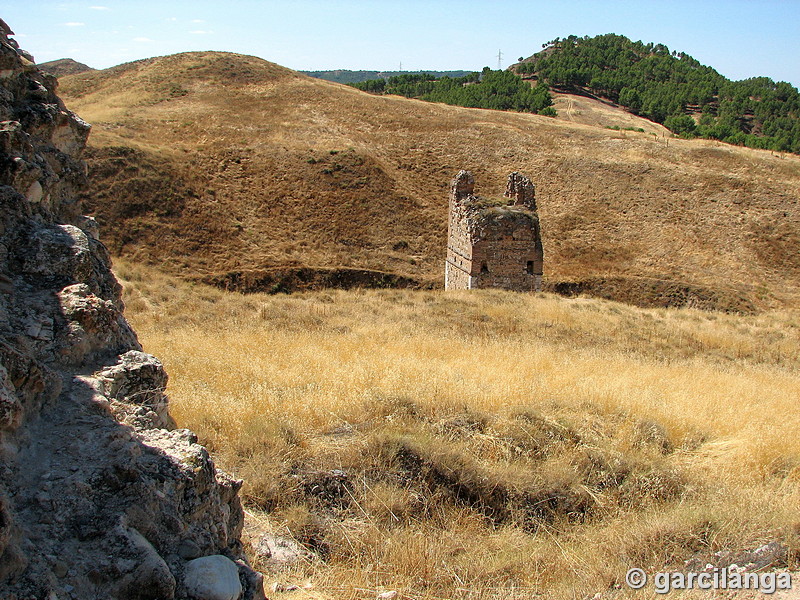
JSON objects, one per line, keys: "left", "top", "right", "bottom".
{"left": 184, "top": 555, "right": 243, "bottom": 600}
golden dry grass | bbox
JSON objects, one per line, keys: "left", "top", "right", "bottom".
{"left": 58, "top": 51, "right": 800, "bottom": 310}
{"left": 550, "top": 92, "right": 669, "bottom": 136}
{"left": 116, "top": 259, "right": 800, "bottom": 599}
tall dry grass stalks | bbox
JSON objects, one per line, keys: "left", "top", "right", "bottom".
{"left": 117, "top": 259, "right": 800, "bottom": 599}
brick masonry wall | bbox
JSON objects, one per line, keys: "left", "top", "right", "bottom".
{"left": 445, "top": 171, "right": 543, "bottom": 292}
{"left": 472, "top": 239, "right": 542, "bottom": 291}
{"left": 445, "top": 186, "right": 474, "bottom": 289}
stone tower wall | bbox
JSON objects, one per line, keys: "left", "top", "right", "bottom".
{"left": 445, "top": 170, "right": 543, "bottom": 292}
{"left": 445, "top": 171, "right": 477, "bottom": 289}
{"left": 445, "top": 207, "right": 476, "bottom": 289}
{"left": 471, "top": 238, "right": 542, "bottom": 291}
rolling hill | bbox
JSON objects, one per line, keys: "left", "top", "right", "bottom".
{"left": 514, "top": 34, "right": 800, "bottom": 152}
{"left": 58, "top": 51, "right": 800, "bottom": 310}
{"left": 38, "top": 57, "right": 94, "bottom": 77}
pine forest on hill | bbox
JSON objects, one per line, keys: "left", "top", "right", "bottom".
{"left": 517, "top": 34, "right": 800, "bottom": 152}
{"left": 350, "top": 33, "right": 800, "bottom": 154}
{"left": 304, "top": 69, "right": 472, "bottom": 84}
{"left": 349, "top": 69, "right": 556, "bottom": 115}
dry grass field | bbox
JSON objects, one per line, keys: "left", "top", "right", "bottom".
{"left": 58, "top": 51, "right": 800, "bottom": 310}
{"left": 57, "top": 50, "right": 800, "bottom": 597}
{"left": 116, "top": 258, "right": 800, "bottom": 599}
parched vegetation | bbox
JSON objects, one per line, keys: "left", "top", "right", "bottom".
{"left": 118, "top": 259, "right": 800, "bottom": 599}
{"left": 517, "top": 34, "right": 800, "bottom": 152}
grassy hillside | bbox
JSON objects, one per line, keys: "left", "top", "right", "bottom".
{"left": 58, "top": 51, "right": 800, "bottom": 309}
{"left": 38, "top": 57, "right": 94, "bottom": 77}
{"left": 118, "top": 259, "right": 800, "bottom": 599}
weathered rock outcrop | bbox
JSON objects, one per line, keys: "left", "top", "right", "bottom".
{"left": 0, "top": 22, "right": 262, "bottom": 599}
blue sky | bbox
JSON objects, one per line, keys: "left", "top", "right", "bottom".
{"left": 4, "top": 0, "right": 800, "bottom": 86}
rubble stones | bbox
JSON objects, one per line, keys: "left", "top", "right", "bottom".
{"left": 95, "top": 350, "right": 176, "bottom": 429}
{"left": 57, "top": 283, "right": 140, "bottom": 366}
{"left": 251, "top": 533, "right": 312, "bottom": 571}
{"left": 684, "top": 541, "right": 789, "bottom": 573}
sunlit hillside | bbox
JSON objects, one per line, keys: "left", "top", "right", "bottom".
{"left": 117, "top": 259, "right": 800, "bottom": 600}
{"left": 59, "top": 51, "right": 800, "bottom": 310}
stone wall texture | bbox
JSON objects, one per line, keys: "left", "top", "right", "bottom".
{"left": 445, "top": 170, "right": 543, "bottom": 292}
{"left": 0, "top": 22, "right": 263, "bottom": 600}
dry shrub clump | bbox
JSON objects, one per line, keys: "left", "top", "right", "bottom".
{"left": 118, "top": 259, "right": 800, "bottom": 599}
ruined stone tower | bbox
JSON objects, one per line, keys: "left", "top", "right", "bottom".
{"left": 445, "top": 170, "right": 543, "bottom": 291}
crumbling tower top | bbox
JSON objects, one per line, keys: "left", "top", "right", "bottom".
{"left": 504, "top": 171, "right": 536, "bottom": 211}
{"left": 450, "top": 169, "right": 475, "bottom": 204}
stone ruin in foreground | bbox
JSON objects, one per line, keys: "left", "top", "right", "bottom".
{"left": 0, "top": 20, "right": 263, "bottom": 600}
{"left": 445, "top": 170, "right": 543, "bottom": 292}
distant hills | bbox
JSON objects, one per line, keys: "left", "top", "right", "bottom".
{"left": 348, "top": 70, "right": 555, "bottom": 115}
{"left": 38, "top": 58, "right": 94, "bottom": 77}
{"left": 303, "top": 69, "right": 471, "bottom": 85}
{"left": 514, "top": 34, "right": 800, "bottom": 153}
{"left": 55, "top": 51, "right": 800, "bottom": 310}
{"left": 45, "top": 38, "right": 800, "bottom": 154}
{"left": 339, "top": 34, "right": 800, "bottom": 154}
